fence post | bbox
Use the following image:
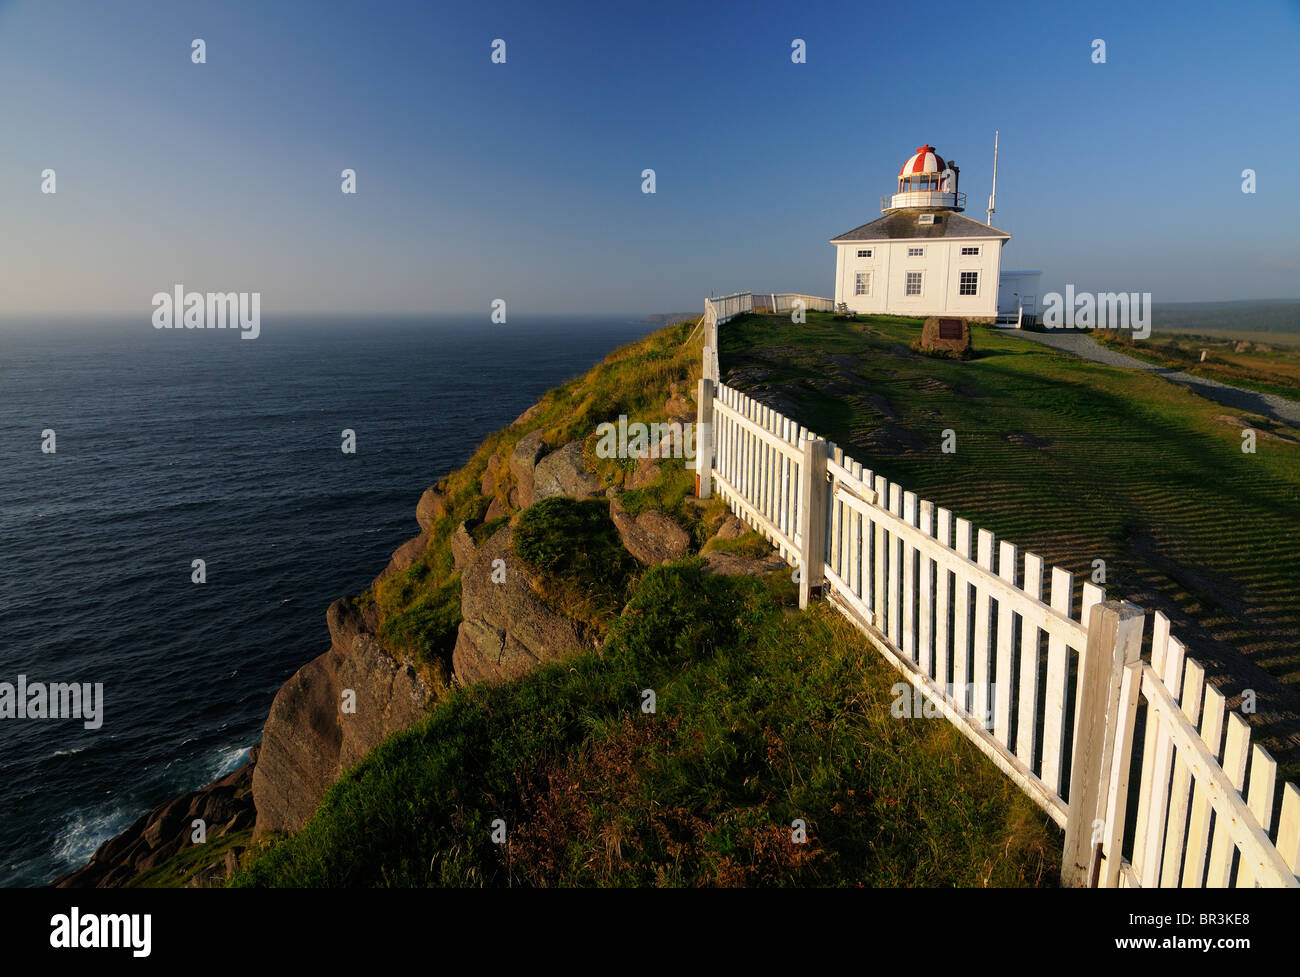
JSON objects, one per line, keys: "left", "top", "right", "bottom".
{"left": 695, "top": 377, "right": 714, "bottom": 500}
{"left": 1061, "top": 599, "right": 1145, "bottom": 887}
{"left": 797, "top": 436, "right": 828, "bottom": 609}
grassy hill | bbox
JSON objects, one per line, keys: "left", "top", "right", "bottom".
{"left": 235, "top": 561, "right": 1056, "bottom": 887}
{"left": 225, "top": 319, "right": 1061, "bottom": 888}
{"left": 722, "top": 312, "right": 1300, "bottom": 780}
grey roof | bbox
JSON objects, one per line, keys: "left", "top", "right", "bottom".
{"left": 830, "top": 211, "right": 1011, "bottom": 243}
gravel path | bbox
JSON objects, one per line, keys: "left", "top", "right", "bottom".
{"left": 1015, "top": 330, "right": 1300, "bottom": 428}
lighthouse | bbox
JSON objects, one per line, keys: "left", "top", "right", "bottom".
{"left": 887, "top": 144, "right": 963, "bottom": 213}
{"left": 830, "top": 144, "right": 1012, "bottom": 320}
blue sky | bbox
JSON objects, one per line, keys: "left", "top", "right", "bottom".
{"left": 2, "top": 0, "right": 1297, "bottom": 316}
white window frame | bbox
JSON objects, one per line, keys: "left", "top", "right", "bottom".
{"left": 960, "top": 245, "right": 981, "bottom": 256}
{"left": 906, "top": 271, "right": 923, "bottom": 296}
{"left": 856, "top": 248, "right": 873, "bottom": 258}
{"left": 958, "top": 270, "right": 979, "bottom": 296}
{"left": 854, "top": 271, "right": 871, "bottom": 296}
{"left": 907, "top": 247, "right": 925, "bottom": 257}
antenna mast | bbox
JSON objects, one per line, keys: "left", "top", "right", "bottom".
{"left": 987, "top": 129, "right": 999, "bottom": 227}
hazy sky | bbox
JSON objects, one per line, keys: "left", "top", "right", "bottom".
{"left": 2, "top": 0, "right": 1298, "bottom": 317}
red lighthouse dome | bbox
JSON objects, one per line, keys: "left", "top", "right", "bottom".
{"left": 883, "top": 143, "right": 964, "bottom": 214}
{"left": 899, "top": 145, "right": 946, "bottom": 177}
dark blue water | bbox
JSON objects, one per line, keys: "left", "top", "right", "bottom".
{"left": 0, "top": 314, "right": 654, "bottom": 886}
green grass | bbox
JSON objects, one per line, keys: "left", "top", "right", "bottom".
{"left": 617, "top": 456, "right": 704, "bottom": 547}
{"left": 701, "top": 529, "right": 774, "bottom": 559}
{"left": 125, "top": 830, "right": 252, "bottom": 889}
{"left": 377, "top": 574, "right": 461, "bottom": 679}
{"left": 722, "top": 312, "right": 1300, "bottom": 778}
{"left": 233, "top": 561, "right": 1058, "bottom": 887}
{"left": 513, "top": 497, "right": 640, "bottom": 633}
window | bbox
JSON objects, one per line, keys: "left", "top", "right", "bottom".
{"left": 961, "top": 246, "right": 981, "bottom": 256}
{"left": 959, "top": 271, "right": 979, "bottom": 296}
{"left": 907, "top": 247, "right": 924, "bottom": 257}
{"left": 854, "top": 271, "right": 871, "bottom": 296}
{"left": 906, "top": 271, "right": 923, "bottom": 296}
{"left": 856, "top": 249, "right": 872, "bottom": 258}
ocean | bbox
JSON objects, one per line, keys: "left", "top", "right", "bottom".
{"left": 0, "top": 314, "right": 657, "bottom": 887}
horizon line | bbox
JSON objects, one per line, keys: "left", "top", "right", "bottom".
{"left": 0, "top": 310, "right": 689, "bottom": 321}
{"left": 3, "top": 297, "right": 1300, "bottom": 320}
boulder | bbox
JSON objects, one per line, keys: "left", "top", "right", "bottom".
{"left": 533, "top": 441, "right": 602, "bottom": 500}
{"left": 626, "top": 455, "right": 661, "bottom": 490}
{"left": 665, "top": 385, "right": 693, "bottom": 422}
{"left": 480, "top": 453, "right": 504, "bottom": 497}
{"left": 918, "top": 316, "right": 972, "bottom": 355}
{"left": 509, "top": 430, "right": 548, "bottom": 509}
{"left": 712, "top": 515, "right": 747, "bottom": 541}
{"left": 452, "top": 526, "right": 585, "bottom": 685}
{"left": 328, "top": 590, "right": 380, "bottom": 641}
{"left": 512, "top": 402, "right": 543, "bottom": 427}
{"left": 416, "top": 488, "right": 446, "bottom": 532}
{"left": 383, "top": 531, "right": 428, "bottom": 577}
{"left": 451, "top": 522, "right": 476, "bottom": 570}
{"left": 610, "top": 498, "right": 690, "bottom": 566}
{"left": 250, "top": 647, "right": 344, "bottom": 836}
{"left": 336, "top": 635, "right": 433, "bottom": 771}
{"left": 485, "top": 496, "right": 509, "bottom": 521}
{"left": 252, "top": 597, "right": 434, "bottom": 835}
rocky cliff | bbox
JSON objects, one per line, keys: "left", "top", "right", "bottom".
{"left": 251, "top": 595, "right": 436, "bottom": 835}
{"left": 58, "top": 323, "right": 784, "bottom": 887}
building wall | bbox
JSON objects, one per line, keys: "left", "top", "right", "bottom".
{"left": 997, "top": 272, "right": 1042, "bottom": 315}
{"left": 834, "top": 236, "right": 1003, "bottom": 318}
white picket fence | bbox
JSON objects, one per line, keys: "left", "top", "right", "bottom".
{"left": 695, "top": 312, "right": 1300, "bottom": 888}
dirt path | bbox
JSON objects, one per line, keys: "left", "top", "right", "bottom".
{"left": 1015, "top": 330, "right": 1300, "bottom": 428}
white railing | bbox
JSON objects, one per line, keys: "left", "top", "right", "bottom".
{"left": 882, "top": 190, "right": 967, "bottom": 212}
{"left": 751, "top": 293, "right": 836, "bottom": 315}
{"left": 695, "top": 316, "right": 1300, "bottom": 889}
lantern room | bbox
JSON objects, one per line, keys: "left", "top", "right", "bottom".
{"left": 882, "top": 144, "right": 966, "bottom": 214}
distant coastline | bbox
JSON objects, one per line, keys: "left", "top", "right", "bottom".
{"left": 1149, "top": 299, "right": 1300, "bottom": 344}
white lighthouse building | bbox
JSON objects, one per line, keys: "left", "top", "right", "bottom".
{"left": 830, "top": 144, "right": 1016, "bottom": 320}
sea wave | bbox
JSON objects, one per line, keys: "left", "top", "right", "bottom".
{"left": 210, "top": 745, "right": 252, "bottom": 779}
{"left": 49, "top": 807, "right": 136, "bottom": 872}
